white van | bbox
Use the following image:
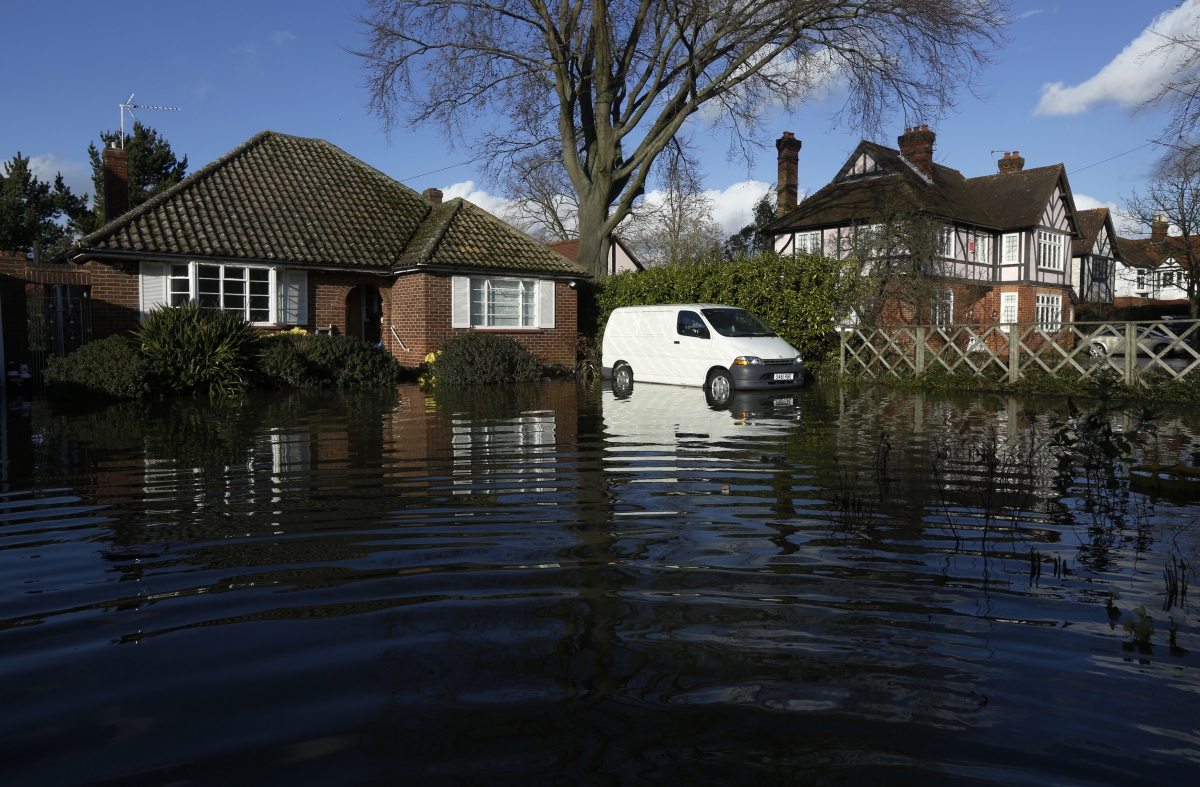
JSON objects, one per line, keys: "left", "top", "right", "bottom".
{"left": 601, "top": 304, "right": 805, "bottom": 404}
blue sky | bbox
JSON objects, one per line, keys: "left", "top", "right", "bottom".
{"left": 2, "top": 1, "right": 1194, "bottom": 238}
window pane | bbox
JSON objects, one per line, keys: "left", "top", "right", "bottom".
{"left": 171, "top": 264, "right": 189, "bottom": 277}
{"left": 521, "top": 280, "right": 535, "bottom": 326}
{"left": 488, "top": 280, "right": 520, "bottom": 327}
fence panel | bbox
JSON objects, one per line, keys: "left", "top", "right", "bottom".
{"left": 842, "top": 319, "right": 1200, "bottom": 384}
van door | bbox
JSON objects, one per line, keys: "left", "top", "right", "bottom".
{"left": 674, "top": 309, "right": 713, "bottom": 385}
{"left": 635, "top": 310, "right": 674, "bottom": 383}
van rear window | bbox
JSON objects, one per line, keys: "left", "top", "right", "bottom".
{"left": 700, "top": 309, "right": 776, "bottom": 337}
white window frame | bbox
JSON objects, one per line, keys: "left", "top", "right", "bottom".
{"left": 469, "top": 276, "right": 540, "bottom": 329}
{"left": 999, "top": 292, "right": 1019, "bottom": 333}
{"left": 1037, "top": 229, "right": 1065, "bottom": 271}
{"left": 932, "top": 288, "right": 954, "bottom": 328}
{"left": 797, "top": 230, "right": 822, "bottom": 255}
{"left": 1036, "top": 293, "right": 1062, "bottom": 332}
{"left": 1137, "top": 270, "right": 1147, "bottom": 290}
{"left": 1002, "top": 233, "right": 1020, "bottom": 264}
{"left": 168, "top": 262, "right": 279, "bottom": 325}
{"left": 941, "top": 226, "right": 955, "bottom": 259}
{"left": 971, "top": 232, "right": 991, "bottom": 263}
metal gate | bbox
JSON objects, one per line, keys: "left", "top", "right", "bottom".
{"left": 26, "top": 284, "right": 92, "bottom": 390}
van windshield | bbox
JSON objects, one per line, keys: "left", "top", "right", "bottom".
{"left": 701, "top": 308, "right": 776, "bottom": 337}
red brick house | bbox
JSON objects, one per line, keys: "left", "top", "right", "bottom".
{"left": 1, "top": 130, "right": 587, "bottom": 369}
{"left": 761, "top": 127, "right": 1083, "bottom": 329}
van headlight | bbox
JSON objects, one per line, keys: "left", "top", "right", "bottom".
{"left": 794, "top": 355, "right": 803, "bottom": 364}
{"left": 733, "top": 356, "right": 763, "bottom": 365}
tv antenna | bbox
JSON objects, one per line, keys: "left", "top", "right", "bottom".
{"left": 118, "top": 94, "right": 180, "bottom": 148}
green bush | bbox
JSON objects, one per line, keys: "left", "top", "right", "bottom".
{"left": 426, "top": 332, "right": 542, "bottom": 386}
{"left": 44, "top": 335, "right": 148, "bottom": 399}
{"left": 592, "top": 251, "right": 860, "bottom": 365}
{"left": 256, "top": 334, "right": 312, "bottom": 388}
{"left": 303, "top": 335, "right": 401, "bottom": 387}
{"left": 136, "top": 302, "right": 261, "bottom": 397}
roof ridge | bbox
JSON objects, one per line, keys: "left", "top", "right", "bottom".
{"left": 404, "top": 198, "right": 462, "bottom": 265}
{"left": 69, "top": 130, "right": 275, "bottom": 253}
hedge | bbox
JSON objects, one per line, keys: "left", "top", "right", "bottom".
{"left": 44, "top": 335, "right": 149, "bottom": 400}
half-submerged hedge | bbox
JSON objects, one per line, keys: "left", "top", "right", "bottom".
{"left": 47, "top": 306, "right": 400, "bottom": 400}
{"left": 590, "top": 251, "right": 858, "bottom": 365}
{"left": 423, "top": 332, "right": 542, "bottom": 386}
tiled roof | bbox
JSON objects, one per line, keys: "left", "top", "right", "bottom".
{"left": 66, "top": 130, "right": 587, "bottom": 277}
{"left": 547, "top": 239, "right": 581, "bottom": 260}
{"left": 1072, "top": 208, "right": 1107, "bottom": 256}
{"left": 966, "top": 165, "right": 1074, "bottom": 229}
{"left": 1116, "top": 235, "right": 1200, "bottom": 269}
{"left": 763, "top": 140, "right": 1078, "bottom": 237}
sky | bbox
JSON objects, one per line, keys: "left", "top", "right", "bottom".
{"left": 2, "top": 1, "right": 1196, "bottom": 239}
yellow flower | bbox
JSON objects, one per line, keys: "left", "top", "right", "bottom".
{"left": 424, "top": 352, "right": 437, "bottom": 364}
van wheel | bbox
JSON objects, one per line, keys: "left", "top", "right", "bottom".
{"left": 613, "top": 364, "right": 634, "bottom": 397}
{"left": 706, "top": 369, "right": 734, "bottom": 405}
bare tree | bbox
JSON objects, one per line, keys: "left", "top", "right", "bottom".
{"left": 620, "top": 140, "right": 722, "bottom": 265}
{"left": 497, "top": 151, "right": 579, "bottom": 240}
{"left": 1138, "top": 18, "right": 1200, "bottom": 154}
{"left": 847, "top": 207, "right": 957, "bottom": 326}
{"left": 355, "top": 0, "right": 1009, "bottom": 278}
{"left": 1121, "top": 147, "right": 1200, "bottom": 318}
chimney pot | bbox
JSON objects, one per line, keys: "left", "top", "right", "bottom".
{"left": 101, "top": 146, "right": 130, "bottom": 224}
{"left": 1151, "top": 214, "right": 1169, "bottom": 243}
{"left": 422, "top": 187, "right": 443, "bottom": 206}
{"left": 997, "top": 150, "right": 1025, "bottom": 174}
{"left": 897, "top": 125, "right": 936, "bottom": 180}
{"left": 775, "top": 131, "right": 802, "bottom": 218}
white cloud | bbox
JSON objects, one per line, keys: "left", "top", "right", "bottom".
{"left": 1035, "top": 1, "right": 1200, "bottom": 116}
{"left": 270, "top": 31, "right": 296, "bottom": 47}
{"left": 1014, "top": 9, "right": 1043, "bottom": 22}
{"left": 442, "top": 180, "right": 514, "bottom": 217}
{"left": 1073, "top": 193, "right": 1119, "bottom": 213}
{"left": 705, "top": 180, "right": 774, "bottom": 234}
{"left": 28, "top": 154, "right": 92, "bottom": 200}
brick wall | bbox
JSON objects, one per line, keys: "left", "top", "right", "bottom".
{"left": 89, "top": 261, "right": 140, "bottom": 336}
{"left": 877, "top": 283, "right": 1072, "bottom": 327}
{"left": 383, "top": 272, "right": 578, "bottom": 368}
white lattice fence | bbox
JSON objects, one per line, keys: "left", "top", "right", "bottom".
{"left": 841, "top": 320, "right": 1200, "bottom": 384}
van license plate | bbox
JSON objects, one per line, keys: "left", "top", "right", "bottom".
{"left": 773, "top": 373, "right": 794, "bottom": 381}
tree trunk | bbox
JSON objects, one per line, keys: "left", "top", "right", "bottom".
{"left": 575, "top": 190, "right": 614, "bottom": 279}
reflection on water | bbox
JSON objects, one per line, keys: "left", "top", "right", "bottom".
{"left": 1, "top": 382, "right": 1198, "bottom": 784}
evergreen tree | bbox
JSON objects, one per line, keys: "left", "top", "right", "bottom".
{"left": 0, "top": 153, "right": 89, "bottom": 254}
{"left": 723, "top": 192, "right": 777, "bottom": 260}
{"left": 81, "top": 122, "right": 187, "bottom": 232}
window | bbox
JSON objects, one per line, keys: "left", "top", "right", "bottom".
{"left": 971, "top": 233, "right": 991, "bottom": 263}
{"left": 700, "top": 308, "right": 776, "bottom": 337}
{"left": 1036, "top": 294, "right": 1062, "bottom": 332}
{"left": 941, "top": 227, "right": 955, "bottom": 258}
{"left": 1038, "top": 230, "right": 1064, "bottom": 271}
{"left": 169, "top": 264, "right": 190, "bottom": 306}
{"left": 797, "top": 231, "right": 822, "bottom": 254}
{"left": 1002, "top": 233, "right": 1020, "bottom": 264}
{"left": 469, "top": 277, "right": 537, "bottom": 327}
{"left": 1162, "top": 270, "right": 1175, "bottom": 287}
{"left": 155, "top": 263, "right": 277, "bottom": 323}
{"left": 1091, "top": 257, "right": 1109, "bottom": 283}
{"left": 676, "top": 310, "right": 710, "bottom": 339}
{"left": 932, "top": 288, "right": 954, "bottom": 328}
{"left": 1137, "top": 270, "right": 1147, "bottom": 289}
{"left": 1000, "top": 292, "right": 1019, "bottom": 332}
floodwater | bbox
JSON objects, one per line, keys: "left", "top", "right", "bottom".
{"left": 1, "top": 381, "right": 1198, "bottom": 785}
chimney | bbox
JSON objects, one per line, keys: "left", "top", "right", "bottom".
{"left": 1151, "top": 214, "right": 1169, "bottom": 244}
{"left": 897, "top": 124, "right": 936, "bottom": 180}
{"left": 102, "top": 143, "right": 129, "bottom": 223}
{"left": 998, "top": 151, "right": 1025, "bottom": 174}
{"left": 421, "top": 187, "right": 443, "bottom": 206}
{"left": 775, "top": 132, "right": 802, "bottom": 217}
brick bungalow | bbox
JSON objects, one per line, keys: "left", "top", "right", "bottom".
{"left": 1, "top": 130, "right": 588, "bottom": 369}
{"left": 761, "top": 127, "right": 1086, "bottom": 330}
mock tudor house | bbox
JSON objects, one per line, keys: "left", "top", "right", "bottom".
{"left": 762, "top": 127, "right": 1087, "bottom": 328}
{"left": 1070, "top": 208, "right": 1121, "bottom": 305}
{"left": 1114, "top": 216, "right": 1194, "bottom": 309}
{"left": 2, "top": 130, "right": 587, "bottom": 369}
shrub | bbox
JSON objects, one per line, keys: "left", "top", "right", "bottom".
{"left": 591, "top": 251, "right": 860, "bottom": 366}
{"left": 302, "top": 335, "right": 400, "bottom": 387}
{"left": 136, "top": 302, "right": 261, "bottom": 397}
{"left": 44, "top": 335, "right": 148, "bottom": 399}
{"left": 426, "top": 332, "right": 542, "bottom": 386}
{"left": 256, "top": 334, "right": 312, "bottom": 388}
